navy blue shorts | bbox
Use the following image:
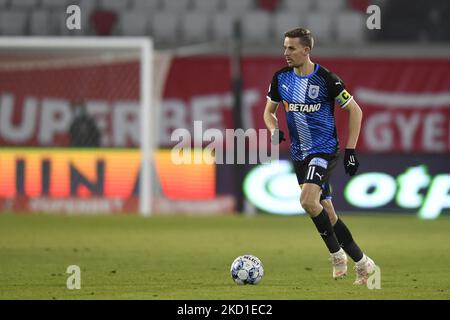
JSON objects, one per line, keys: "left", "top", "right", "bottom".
{"left": 293, "top": 152, "right": 338, "bottom": 201}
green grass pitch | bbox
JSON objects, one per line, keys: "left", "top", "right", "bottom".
{"left": 0, "top": 213, "right": 449, "bottom": 300}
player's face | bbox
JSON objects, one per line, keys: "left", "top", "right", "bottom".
{"left": 283, "top": 37, "right": 309, "bottom": 68}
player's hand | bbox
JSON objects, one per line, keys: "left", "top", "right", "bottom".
{"left": 271, "top": 128, "right": 286, "bottom": 145}
{"left": 344, "top": 148, "right": 359, "bottom": 176}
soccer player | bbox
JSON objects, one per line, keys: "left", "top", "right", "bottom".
{"left": 264, "top": 28, "right": 376, "bottom": 285}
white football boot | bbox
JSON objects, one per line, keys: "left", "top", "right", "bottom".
{"left": 353, "top": 255, "right": 376, "bottom": 285}
{"left": 330, "top": 248, "right": 348, "bottom": 279}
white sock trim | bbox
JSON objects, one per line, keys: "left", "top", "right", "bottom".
{"left": 331, "top": 248, "right": 345, "bottom": 256}
{"left": 356, "top": 254, "right": 367, "bottom": 265}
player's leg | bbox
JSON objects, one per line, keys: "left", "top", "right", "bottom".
{"left": 321, "top": 195, "right": 376, "bottom": 285}
{"left": 296, "top": 157, "right": 348, "bottom": 279}
{"left": 300, "top": 183, "right": 347, "bottom": 279}
{"left": 321, "top": 199, "right": 363, "bottom": 262}
{"left": 300, "top": 183, "right": 339, "bottom": 252}
{"left": 313, "top": 181, "right": 347, "bottom": 278}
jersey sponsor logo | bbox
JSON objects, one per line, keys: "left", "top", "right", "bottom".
{"left": 308, "top": 85, "right": 320, "bottom": 99}
{"left": 286, "top": 103, "right": 321, "bottom": 112}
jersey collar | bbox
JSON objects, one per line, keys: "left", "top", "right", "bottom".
{"left": 294, "top": 63, "right": 319, "bottom": 79}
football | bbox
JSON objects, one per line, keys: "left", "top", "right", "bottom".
{"left": 230, "top": 254, "right": 264, "bottom": 285}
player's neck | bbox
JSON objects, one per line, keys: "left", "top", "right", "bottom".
{"left": 294, "top": 59, "right": 315, "bottom": 77}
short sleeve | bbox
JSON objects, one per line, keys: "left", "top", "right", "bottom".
{"left": 267, "top": 73, "right": 281, "bottom": 103}
{"left": 327, "top": 72, "right": 353, "bottom": 109}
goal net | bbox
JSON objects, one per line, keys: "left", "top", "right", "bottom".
{"left": 0, "top": 37, "right": 157, "bottom": 216}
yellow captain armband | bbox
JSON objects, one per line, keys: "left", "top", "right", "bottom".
{"left": 335, "top": 89, "right": 353, "bottom": 109}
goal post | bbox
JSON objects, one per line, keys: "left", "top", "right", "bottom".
{"left": 0, "top": 37, "right": 155, "bottom": 216}
{"left": 138, "top": 38, "right": 152, "bottom": 216}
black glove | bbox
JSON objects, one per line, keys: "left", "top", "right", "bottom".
{"left": 344, "top": 148, "right": 359, "bottom": 176}
{"left": 271, "top": 128, "right": 286, "bottom": 145}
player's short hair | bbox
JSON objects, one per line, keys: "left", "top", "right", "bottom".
{"left": 284, "top": 28, "right": 314, "bottom": 50}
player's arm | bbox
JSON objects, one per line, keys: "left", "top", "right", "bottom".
{"left": 334, "top": 85, "right": 362, "bottom": 176}
{"left": 264, "top": 98, "right": 286, "bottom": 144}
{"left": 265, "top": 74, "right": 286, "bottom": 144}
{"left": 342, "top": 99, "right": 363, "bottom": 149}
{"left": 263, "top": 98, "right": 279, "bottom": 133}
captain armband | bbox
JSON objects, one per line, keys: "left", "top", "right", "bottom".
{"left": 335, "top": 89, "right": 353, "bottom": 109}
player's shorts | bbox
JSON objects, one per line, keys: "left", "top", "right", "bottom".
{"left": 293, "top": 152, "right": 338, "bottom": 201}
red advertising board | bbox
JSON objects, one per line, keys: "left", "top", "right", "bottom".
{"left": 164, "top": 57, "right": 450, "bottom": 153}
{"left": 1, "top": 56, "right": 449, "bottom": 153}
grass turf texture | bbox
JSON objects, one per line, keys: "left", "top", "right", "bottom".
{"left": 0, "top": 213, "right": 449, "bottom": 300}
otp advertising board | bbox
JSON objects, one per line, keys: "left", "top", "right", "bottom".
{"left": 243, "top": 154, "right": 450, "bottom": 219}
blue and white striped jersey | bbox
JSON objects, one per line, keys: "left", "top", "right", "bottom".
{"left": 267, "top": 64, "right": 353, "bottom": 161}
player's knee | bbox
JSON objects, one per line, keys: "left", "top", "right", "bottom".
{"left": 300, "top": 184, "right": 322, "bottom": 214}
{"left": 300, "top": 195, "right": 320, "bottom": 215}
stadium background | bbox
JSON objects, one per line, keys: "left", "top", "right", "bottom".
{"left": 0, "top": 0, "right": 449, "bottom": 218}
{"left": 0, "top": 0, "right": 450, "bottom": 300}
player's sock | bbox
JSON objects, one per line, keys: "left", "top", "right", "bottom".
{"left": 355, "top": 254, "right": 367, "bottom": 265}
{"left": 311, "top": 209, "right": 341, "bottom": 254}
{"left": 333, "top": 217, "right": 364, "bottom": 262}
